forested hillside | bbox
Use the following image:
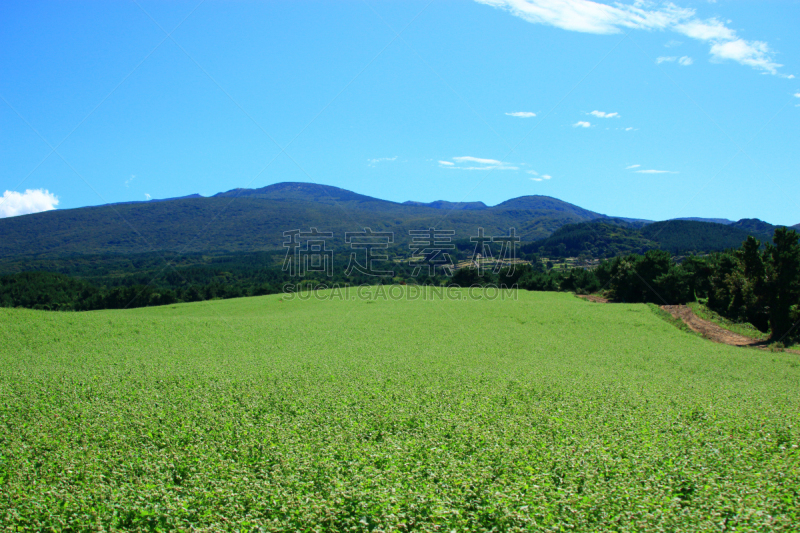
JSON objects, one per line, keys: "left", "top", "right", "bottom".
{"left": 0, "top": 182, "right": 785, "bottom": 263}
{"left": 0, "top": 183, "right": 606, "bottom": 260}
{"left": 527, "top": 218, "right": 781, "bottom": 258}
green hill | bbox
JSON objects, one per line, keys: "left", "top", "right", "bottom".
{"left": 640, "top": 220, "right": 757, "bottom": 254}
{"left": 527, "top": 218, "right": 781, "bottom": 258}
{"left": 729, "top": 218, "right": 778, "bottom": 242}
{"left": 525, "top": 220, "right": 656, "bottom": 258}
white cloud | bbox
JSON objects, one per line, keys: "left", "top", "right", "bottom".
{"left": 0, "top": 189, "right": 59, "bottom": 218}
{"left": 657, "top": 56, "right": 677, "bottom": 64}
{"left": 625, "top": 127, "right": 636, "bottom": 131}
{"left": 625, "top": 164, "right": 641, "bottom": 169}
{"left": 636, "top": 169, "right": 677, "bottom": 174}
{"left": 573, "top": 121, "right": 591, "bottom": 128}
{"left": 144, "top": 193, "right": 151, "bottom": 200}
{"left": 678, "top": 56, "right": 693, "bottom": 66}
{"left": 476, "top": 0, "right": 785, "bottom": 75}
{"left": 794, "top": 93, "right": 800, "bottom": 98}
{"left": 505, "top": 111, "right": 537, "bottom": 117}
{"left": 675, "top": 18, "right": 735, "bottom": 42}
{"left": 709, "top": 39, "right": 780, "bottom": 74}
{"left": 368, "top": 156, "right": 398, "bottom": 166}
{"left": 589, "top": 110, "right": 618, "bottom": 118}
{"left": 476, "top": 0, "right": 693, "bottom": 34}
{"left": 528, "top": 170, "right": 552, "bottom": 181}
{"left": 453, "top": 156, "right": 503, "bottom": 165}
{"left": 124, "top": 174, "right": 136, "bottom": 187}
{"left": 665, "top": 39, "right": 682, "bottom": 48}
{"left": 442, "top": 156, "right": 518, "bottom": 170}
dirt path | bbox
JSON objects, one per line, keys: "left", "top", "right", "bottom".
{"left": 577, "top": 295, "right": 798, "bottom": 353}
{"left": 577, "top": 295, "right": 609, "bottom": 303}
{"left": 660, "top": 305, "right": 762, "bottom": 347}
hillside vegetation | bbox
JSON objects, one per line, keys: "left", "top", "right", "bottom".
{"left": 0, "top": 183, "right": 605, "bottom": 260}
{"left": 529, "top": 219, "right": 778, "bottom": 258}
{"left": 1, "top": 290, "right": 798, "bottom": 530}
{"left": 0, "top": 182, "right": 785, "bottom": 264}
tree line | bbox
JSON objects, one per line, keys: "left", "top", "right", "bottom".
{"left": 510, "top": 227, "right": 799, "bottom": 341}
{"left": 2, "top": 228, "right": 798, "bottom": 342}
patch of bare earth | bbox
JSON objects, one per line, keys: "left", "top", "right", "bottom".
{"left": 661, "top": 305, "right": 761, "bottom": 347}
{"left": 577, "top": 295, "right": 609, "bottom": 304}
{"left": 578, "top": 296, "right": 798, "bottom": 353}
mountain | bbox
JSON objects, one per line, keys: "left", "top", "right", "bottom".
{"left": 672, "top": 217, "right": 734, "bottom": 225}
{"left": 640, "top": 220, "right": 755, "bottom": 254}
{"left": 0, "top": 184, "right": 606, "bottom": 261}
{"left": 492, "top": 195, "right": 604, "bottom": 220}
{"left": 524, "top": 220, "right": 656, "bottom": 258}
{"left": 106, "top": 194, "right": 204, "bottom": 207}
{"left": 527, "top": 218, "right": 782, "bottom": 259}
{"left": 402, "top": 200, "right": 487, "bottom": 210}
{"left": 0, "top": 182, "right": 789, "bottom": 264}
{"left": 729, "top": 218, "right": 777, "bottom": 242}
{"left": 213, "top": 182, "right": 393, "bottom": 209}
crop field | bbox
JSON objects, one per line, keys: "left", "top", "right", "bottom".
{"left": 1, "top": 288, "right": 799, "bottom": 531}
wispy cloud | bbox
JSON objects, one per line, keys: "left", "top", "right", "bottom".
{"left": 636, "top": 169, "right": 677, "bottom": 174}
{"left": 573, "top": 121, "right": 591, "bottom": 128}
{"left": 795, "top": 93, "right": 800, "bottom": 98}
{"left": 526, "top": 170, "right": 538, "bottom": 175}
{"left": 589, "top": 110, "right": 618, "bottom": 118}
{"left": 658, "top": 55, "right": 692, "bottom": 66}
{"left": 625, "top": 164, "right": 641, "bottom": 169}
{"left": 368, "top": 156, "right": 398, "bottom": 166}
{"left": 124, "top": 174, "right": 136, "bottom": 187}
{"left": 476, "top": 0, "right": 786, "bottom": 75}
{"left": 708, "top": 39, "right": 779, "bottom": 74}
{"left": 0, "top": 189, "right": 59, "bottom": 218}
{"left": 542, "top": 174, "right": 551, "bottom": 179}
{"left": 441, "top": 156, "right": 518, "bottom": 170}
{"left": 144, "top": 193, "right": 151, "bottom": 200}
{"left": 452, "top": 156, "right": 502, "bottom": 165}
{"left": 625, "top": 127, "right": 636, "bottom": 131}
{"left": 505, "top": 111, "right": 537, "bottom": 117}
{"left": 530, "top": 177, "right": 542, "bottom": 181}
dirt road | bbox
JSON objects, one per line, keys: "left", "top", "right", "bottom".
{"left": 577, "top": 295, "right": 609, "bottom": 304}
{"left": 660, "top": 305, "right": 761, "bottom": 346}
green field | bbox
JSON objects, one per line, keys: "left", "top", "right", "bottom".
{"left": 1, "top": 289, "right": 798, "bottom": 531}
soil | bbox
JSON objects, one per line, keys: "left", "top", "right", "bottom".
{"left": 660, "top": 305, "right": 761, "bottom": 346}
{"left": 577, "top": 295, "right": 610, "bottom": 304}
{"left": 576, "top": 295, "right": 799, "bottom": 354}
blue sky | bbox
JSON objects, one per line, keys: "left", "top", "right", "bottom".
{"left": 1, "top": 0, "right": 799, "bottom": 225}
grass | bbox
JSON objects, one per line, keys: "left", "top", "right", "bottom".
{"left": 687, "top": 301, "right": 771, "bottom": 341}
{"left": 1, "top": 288, "right": 799, "bottom": 531}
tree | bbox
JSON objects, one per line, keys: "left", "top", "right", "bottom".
{"left": 764, "top": 228, "right": 800, "bottom": 341}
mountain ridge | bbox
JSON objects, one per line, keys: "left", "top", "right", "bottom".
{"left": 0, "top": 182, "right": 790, "bottom": 262}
